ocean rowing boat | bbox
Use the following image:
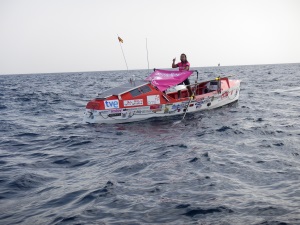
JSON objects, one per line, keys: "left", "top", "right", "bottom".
{"left": 83, "top": 69, "right": 241, "bottom": 124}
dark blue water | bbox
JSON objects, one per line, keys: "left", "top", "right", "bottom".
{"left": 0, "top": 64, "right": 300, "bottom": 225}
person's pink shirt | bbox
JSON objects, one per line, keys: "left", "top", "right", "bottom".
{"left": 177, "top": 62, "right": 190, "bottom": 71}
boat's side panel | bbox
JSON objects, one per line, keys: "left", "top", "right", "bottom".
{"left": 86, "top": 83, "right": 169, "bottom": 111}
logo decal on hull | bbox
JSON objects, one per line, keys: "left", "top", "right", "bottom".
{"left": 124, "top": 99, "right": 143, "bottom": 107}
{"left": 147, "top": 95, "right": 160, "bottom": 105}
{"left": 104, "top": 100, "right": 119, "bottom": 109}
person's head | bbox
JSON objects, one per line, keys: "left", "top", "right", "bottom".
{"left": 180, "top": 53, "right": 187, "bottom": 63}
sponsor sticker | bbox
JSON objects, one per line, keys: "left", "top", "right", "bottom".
{"left": 147, "top": 95, "right": 160, "bottom": 105}
{"left": 104, "top": 100, "right": 119, "bottom": 109}
{"left": 123, "top": 106, "right": 150, "bottom": 112}
{"left": 221, "top": 91, "right": 229, "bottom": 99}
{"left": 98, "top": 110, "right": 110, "bottom": 114}
{"left": 150, "top": 104, "right": 162, "bottom": 112}
{"left": 110, "top": 109, "right": 122, "bottom": 113}
{"left": 123, "top": 99, "right": 143, "bottom": 107}
{"left": 195, "top": 102, "right": 203, "bottom": 109}
{"left": 108, "top": 113, "right": 121, "bottom": 117}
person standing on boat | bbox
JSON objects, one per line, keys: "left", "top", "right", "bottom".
{"left": 172, "top": 53, "right": 193, "bottom": 98}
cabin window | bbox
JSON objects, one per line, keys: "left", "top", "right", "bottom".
{"left": 130, "top": 88, "right": 141, "bottom": 97}
{"left": 140, "top": 85, "right": 151, "bottom": 93}
{"left": 130, "top": 85, "right": 152, "bottom": 97}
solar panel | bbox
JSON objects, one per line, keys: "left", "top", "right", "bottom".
{"left": 97, "top": 80, "right": 149, "bottom": 98}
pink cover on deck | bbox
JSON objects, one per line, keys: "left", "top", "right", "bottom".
{"left": 145, "top": 69, "right": 193, "bottom": 91}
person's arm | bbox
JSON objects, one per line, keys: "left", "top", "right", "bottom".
{"left": 183, "top": 62, "right": 190, "bottom": 71}
{"left": 172, "top": 58, "right": 177, "bottom": 68}
{"left": 182, "top": 65, "right": 190, "bottom": 71}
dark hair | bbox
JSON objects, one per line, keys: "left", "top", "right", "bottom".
{"left": 181, "top": 53, "right": 188, "bottom": 63}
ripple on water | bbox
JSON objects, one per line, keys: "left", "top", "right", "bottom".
{"left": 183, "top": 206, "right": 234, "bottom": 217}
{"left": 51, "top": 155, "right": 90, "bottom": 168}
{"left": 75, "top": 181, "right": 114, "bottom": 206}
{"left": 41, "top": 190, "right": 87, "bottom": 211}
{"left": 8, "top": 173, "right": 55, "bottom": 190}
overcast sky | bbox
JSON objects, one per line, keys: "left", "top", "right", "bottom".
{"left": 0, "top": 0, "right": 299, "bottom": 75}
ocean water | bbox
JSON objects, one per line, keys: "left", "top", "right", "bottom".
{"left": 0, "top": 63, "right": 300, "bottom": 225}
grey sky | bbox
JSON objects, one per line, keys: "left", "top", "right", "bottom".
{"left": 0, "top": 0, "right": 299, "bottom": 75}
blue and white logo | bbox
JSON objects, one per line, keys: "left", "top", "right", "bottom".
{"left": 104, "top": 100, "right": 119, "bottom": 109}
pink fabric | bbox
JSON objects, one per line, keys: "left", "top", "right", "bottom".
{"left": 146, "top": 69, "right": 193, "bottom": 91}
{"left": 177, "top": 62, "right": 190, "bottom": 71}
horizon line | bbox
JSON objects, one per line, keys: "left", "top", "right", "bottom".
{"left": 1, "top": 62, "right": 299, "bottom": 76}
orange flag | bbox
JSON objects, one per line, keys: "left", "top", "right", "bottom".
{"left": 118, "top": 36, "right": 123, "bottom": 43}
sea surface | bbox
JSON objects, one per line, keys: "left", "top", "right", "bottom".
{"left": 0, "top": 64, "right": 300, "bottom": 225}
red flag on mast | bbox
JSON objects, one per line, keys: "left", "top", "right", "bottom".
{"left": 118, "top": 36, "right": 123, "bottom": 43}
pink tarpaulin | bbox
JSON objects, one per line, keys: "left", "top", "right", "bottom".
{"left": 145, "top": 69, "right": 193, "bottom": 91}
